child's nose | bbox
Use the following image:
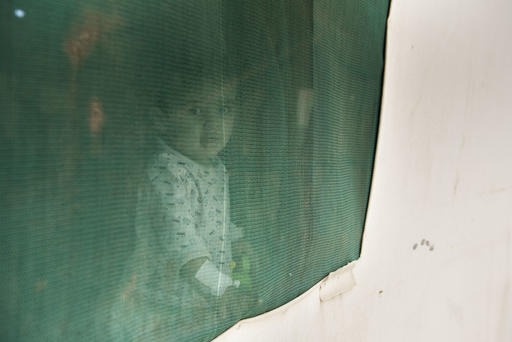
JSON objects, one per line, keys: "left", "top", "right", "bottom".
{"left": 206, "top": 116, "right": 223, "bottom": 132}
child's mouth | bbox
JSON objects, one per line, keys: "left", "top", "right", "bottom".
{"left": 200, "top": 135, "right": 222, "bottom": 149}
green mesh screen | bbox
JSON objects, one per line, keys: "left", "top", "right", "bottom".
{"left": 1, "top": 1, "right": 389, "bottom": 340}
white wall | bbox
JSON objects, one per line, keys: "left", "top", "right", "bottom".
{"left": 216, "top": 0, "right": 512, "bottom": 340}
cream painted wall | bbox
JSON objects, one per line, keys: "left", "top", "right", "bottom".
{"left": 216, "top": 0, "right": 512, "bottom": 341}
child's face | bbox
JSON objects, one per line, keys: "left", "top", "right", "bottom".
{"left": 169, "top": 84, "right": 236, "bottom": 164}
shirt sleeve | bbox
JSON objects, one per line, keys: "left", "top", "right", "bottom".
{"left": 149, "top": 161, "right": 211, "bottom": 269}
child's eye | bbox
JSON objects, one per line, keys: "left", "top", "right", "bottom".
{"left": 219, "top": 106, "right": 230, "bottom": 115}
{"left": 189, "top": 107, "right": 201, "bottom": 116}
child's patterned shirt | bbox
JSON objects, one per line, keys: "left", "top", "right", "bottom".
{"left": 130, "top": 140, "right": 242, "bottom": 309}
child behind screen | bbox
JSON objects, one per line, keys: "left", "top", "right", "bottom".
{"left": 109, "top": 74, "right": 251, "bottom": 341}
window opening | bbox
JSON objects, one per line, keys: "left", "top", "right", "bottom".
{"left": 1, "top": 1, "right": 390, "bottom": 340}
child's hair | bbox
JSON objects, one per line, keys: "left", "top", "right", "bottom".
{"left": 155, "top": 68, "right": 232, "bottom": 115}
